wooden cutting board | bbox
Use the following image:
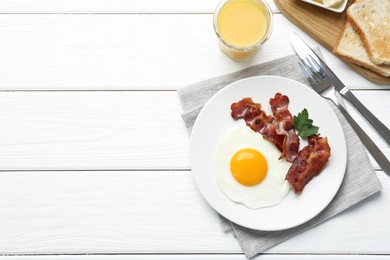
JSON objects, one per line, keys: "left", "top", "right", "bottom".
{"left": 274, "top": 0, "right": 390, "bottom": 85}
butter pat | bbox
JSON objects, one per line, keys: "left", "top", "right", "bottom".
{"left": 322, "top": 0, "right": 343, "bottom": 7}
{"left": 299, "top": 0, "right": 347, "bottom": 13}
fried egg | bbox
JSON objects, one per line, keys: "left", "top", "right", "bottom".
{"left": 214, "top": 126, "right": 292, "bottom": 209}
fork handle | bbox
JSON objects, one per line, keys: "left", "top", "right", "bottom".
{"left": 335, "top": 101, "right": 390, "bottom": 175}
{"left": 341, "top": 89, "right": 390, "bottom": 146}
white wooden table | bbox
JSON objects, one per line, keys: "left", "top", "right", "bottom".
{"left": 0, "top": 1, "right": 389, "bottom": 259}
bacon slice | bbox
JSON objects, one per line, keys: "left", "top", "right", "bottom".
{"left": 270, "top": 93, "right": 300, "bottom": 162}
{"left": 231, "top": 97, "right": 284, "bottom": 152}
{"left": 231, "top": 94, "right": 299, "bottom": 162}
{"left": 286, "top": 135, "right": 331, "bottom": 193}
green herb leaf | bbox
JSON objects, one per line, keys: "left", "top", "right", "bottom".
{"left": 293, "top": 108, "right": 319, "bottom": 138}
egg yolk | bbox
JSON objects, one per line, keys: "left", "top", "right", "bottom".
{"left": 230, "top": 148, "right": 268, "bottom": 186}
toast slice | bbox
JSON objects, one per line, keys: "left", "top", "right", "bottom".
{"left": 347, "top": 0, "right": 390, "bottom": 65}
{"left": 333, "top": 20, "right": 390, "bottom": 77}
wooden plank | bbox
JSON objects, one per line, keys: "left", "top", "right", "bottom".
{"left": 0, "top": 91, "right": 387, "bottom": 170}
{"left": 0, "top": 170, "right": 388, "bottom": 254}
{"left": 0, "top": 255, "right": 389, "bottom": 260}
{"left": 0, "top": 91, "right": 189, "bottom": 170}
{"left": 0, "top": 0, "right": 278, "bottom": 13}
{"left": 0, "top": 14, "right": 387, "bottom": 91}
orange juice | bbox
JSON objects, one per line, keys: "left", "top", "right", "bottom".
{"left": 213, "top": 0, "right": 272, "bottom": 60}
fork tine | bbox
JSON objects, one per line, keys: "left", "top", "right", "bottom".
{"left": 306, "top": 56, "right": 320, "bottom": 73}
{"left": 308, "top": 55, "right": 326, "bottom": 77}
{"left": 302, "top": 58, "right": 318, "bottom": 80}
{"left": 300, "top": 59, "right": 332, "bottom": 93}
{"left": 303, "top": 57, "right": 325, "bottom": 84}
{"left": 298, "top": 61, "right": 316, "bottom": 85}
{"left": 298, "top": 61, "right": 309, "bottom": 78}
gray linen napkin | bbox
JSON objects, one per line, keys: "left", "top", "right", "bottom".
{"left": 178, "top": 53, "right": 382, "bottom": 258}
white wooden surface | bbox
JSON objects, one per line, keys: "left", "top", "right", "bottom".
{"left": 0, "top": 0, "right": 278, "bottom": 13}
{"left": 0, "top": 0, "right": 389, "bottom": 259}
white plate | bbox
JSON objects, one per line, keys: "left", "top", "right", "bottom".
{"left": 190, "top": 76, "right": 347, "bottom": 231}
{"left": 299, "top": 0, "right": 347, "bottom": 13}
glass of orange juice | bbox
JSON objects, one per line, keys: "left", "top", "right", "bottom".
{"left": 213, "top": 0, "right": 273, "bottom": 60}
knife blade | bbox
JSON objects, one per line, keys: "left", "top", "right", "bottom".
{"left": 290, "top": 32, "right": 390, "bottom": 146}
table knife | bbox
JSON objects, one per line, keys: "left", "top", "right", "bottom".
{"left": 290, "top": 33, "right": 390, "bottom": 147}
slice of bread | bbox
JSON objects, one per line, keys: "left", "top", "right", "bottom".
{"left": 347, "top": 0, "right": 390, "bottom": 65}
{"left": 333, "top": 20, "right": 390, "bottom": 77}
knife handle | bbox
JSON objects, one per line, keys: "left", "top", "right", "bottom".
{"left": 341, "top": 89, "right": 390, "bottom": 146}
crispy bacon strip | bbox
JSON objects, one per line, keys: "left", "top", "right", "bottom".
{"left": 286, "top": 135, "right": 331, "bottom": 193}
{"left": 270, "top": 93, "right": 300, "bottom": 162}
{"left": 231, "top": 97, "right": 284, "bottom": 152}
{"left": 231, "top": 94, "right": 299, "bottom": 162}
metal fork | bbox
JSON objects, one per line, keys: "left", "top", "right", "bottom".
{"left": 299, "top": 57, "right": 390, "bottom": 175}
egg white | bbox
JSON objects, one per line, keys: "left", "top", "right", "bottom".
{"left": 214, "top": 126, "right": 292, "bottom": 209}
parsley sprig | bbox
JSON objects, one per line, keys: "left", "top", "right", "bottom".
{"left": 293, "top": 108, "right": 319, "bottom": 138}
